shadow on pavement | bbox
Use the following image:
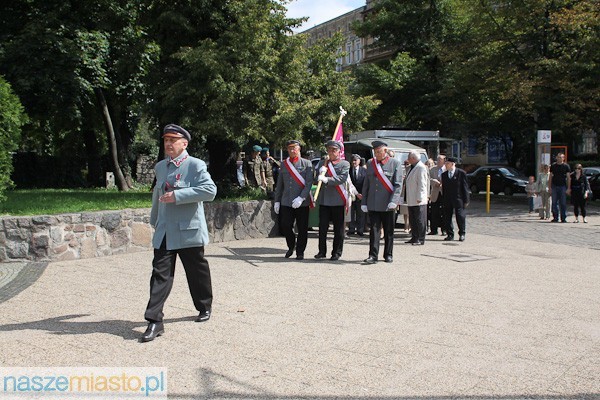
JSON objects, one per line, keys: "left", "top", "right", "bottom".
{"left": 0, "top": 314, "right": 193, "bottom": 341}
{"left": 162, "top": 368, "right": 600, "bottom": 399}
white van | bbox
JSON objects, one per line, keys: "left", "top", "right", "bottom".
{"left": 344, "top": 138, "right": 429, "bottom": 168}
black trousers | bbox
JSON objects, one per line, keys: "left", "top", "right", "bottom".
{"left": 280, "top": 205, "right": 309, "bottom": 255}
{"left": 430, "top": 196, "right": 444, "bottom": 233}
{"left": 144, "top": 237, "right": 212, "bottom": 323}
{"left": 409, "top": 205, "right": 427, "bottom": 243}
{"left": 348, "top": 198, "right": 365, "bottom": 234}
{"left": 443, "top": 204, "right": 466, "bottom": 237}
{"left": 318, "top": 205, "right": 345, "bottom": 257}
{"left": 368, "top": 210, "right": 395, "bottom": 259}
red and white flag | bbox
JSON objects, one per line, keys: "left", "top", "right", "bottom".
{"left": 333, "top": 122, "right": 345, "bottom": 160}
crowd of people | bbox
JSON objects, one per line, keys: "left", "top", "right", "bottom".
{"left": 271, "top": 139, "right": 470, "bottom": 263}
{"left": 241, "top": 145, "right": 281, "bottom": 198}
{"left": 527, "top": 153, "right": 592, "bottom": 223}
{"left": 140, "top": 125, "right": 594, "bottom": 343}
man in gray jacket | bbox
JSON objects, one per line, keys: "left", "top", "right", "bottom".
{"left": 273, "top": 140, "right": 313, "bottom": 260}
{"left": 314, "top": 140, "right": 350, "bottom": 261}
{"left": 361, "top": 141, "right": 403, "bottom": 263}
{"left": 142, "top": 124, "right": 217, "bottom": 342}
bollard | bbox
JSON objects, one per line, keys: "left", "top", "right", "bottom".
{"left": 486, "top": 174, "right": 491, "bottom": 213}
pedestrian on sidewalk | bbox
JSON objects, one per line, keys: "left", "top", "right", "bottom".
{"left": 525, "top": 176, "right": 537, "bottom": 213}
{"left": 404, "top": 151, "right": 429, "bottom": 245}
{"left": 361, "top": 141, "right": 402, "bottom": 263}
{"left": 273, "top": 140, "right": 313, "bottom": 260}
{"left": 142, "top": 124, "right": 217, "bottom": 343}
{"left": 549, "top": 153, "right": 571, "bottom": 223}
{"left": 442, "top": 157, "right": 470, "bottom": 242}
{"left": 314, "top": 140, "right": 350, "bottom": 261}
{"left": 570, "top": 163, "right": 591, "bottom": 223}
{"left": 348, "top": 154, "right": 366, "bottom": 236}
{"left": 536, "top": 164, "right": 551, "bottom": 220}
{"left": 428, "top": 155, "right": 446, "bottom": 235}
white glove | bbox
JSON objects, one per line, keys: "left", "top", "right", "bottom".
{"left": 387, "top": 202, "right": 397, "bottom": 210}
{"left": 361, "top": 205, "right": 368, "bottom": 213}
{"left": 274, "top": 202, "right": 280, "bottom": 214}
{"left": 291, "top": 197, "right": 303, "bottom": 209}
{"left": 318, "top": 175, "right": 328, "bottom": 183}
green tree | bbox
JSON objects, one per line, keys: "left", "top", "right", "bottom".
{"left": 354, "top": 0, "right": 599, "bottom": 166}
{"left": 0, "top": 0, "right": 158, "bottom": 189}
{"left": 146, "top": 0, "right": 378, "bottom": 182}
{"left": 0, "top": 76, "right": 27, "bottom": 200}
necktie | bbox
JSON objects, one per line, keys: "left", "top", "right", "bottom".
{"left": 449, "top": 171, "right": 453, "bottom": 179}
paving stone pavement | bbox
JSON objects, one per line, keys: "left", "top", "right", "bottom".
{"left": 0, "top": 198, "right": 599, "bottom": 399}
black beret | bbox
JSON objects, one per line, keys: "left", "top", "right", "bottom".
{"left": 446, "top": 156, "right": 457, "bottom": 163}
{"left": 163, "top": 124, "right": 191, "bottom": 141}
{"left": 325, "top": 140, "right": 342, "bottom": 150}
{"left": 286, "top": 140, "right": 301, "bottom": 147}
{"left": 351, "top": 154, "right": 361, "bottom": 160}
{"left": 371, "top": 140, "right": 388, "bottom": 149}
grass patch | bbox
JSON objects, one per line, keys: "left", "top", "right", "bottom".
{"left": 0, "top": 188, "right": 153, "bottom": 216}
{"left": 0, "top": 185, "right": 270, "bottom": 216}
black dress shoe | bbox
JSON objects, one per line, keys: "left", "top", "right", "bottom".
{"left": 364, "top": 256, "right": 378, "bottom": 264}
{"left": 444, "top": 236, "right": 454, "bottom": 241}
{"left": 357, "top": 232, "right": 364, "bottom": 236}
{"left": 141, "top": 322, "right": 164, "bottom": 342}
{"left": 314, "top": 253, "right": 326, "bottom": 259}
{"left": 427, "top": 231, "right": 438, "bottom": 235}
{"left": 459, "top": 235, "right": 465, "bottom": 242}
{"left": 330, "top": 255, "right": 340, "bottom": 261}
{"left": 412, "top": 241, "right": 423, "bottom": 246}
{"left": 195, "top": 310, "right": 211, "bottom": 323}
{"left": 384, "top": 256, "right": 393, "bottom": 263}
{"left": 405, "top": 239, "right": 417, "bottom": 244}
{"left": 296, "top": 254, "right": 304, "bottom": 260}
{"left": 285, "top": 249, "right": 294, "bottom": 258}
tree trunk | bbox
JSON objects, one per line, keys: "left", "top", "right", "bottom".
{"left": 94, "top": 87, "right": 129, "bottom": 191}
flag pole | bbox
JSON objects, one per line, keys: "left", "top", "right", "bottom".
{"left": 313, "top": 106, "right": 347, "bottom": 202}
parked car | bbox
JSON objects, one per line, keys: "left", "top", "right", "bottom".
{"left": 582, "top": 166, "right": 600, "bottom": 178}
{"left": 467, "top": 166, "right": 529, "bottom": 195}
{"left": 588, "top": 174, "right": 600, "bottom": 201}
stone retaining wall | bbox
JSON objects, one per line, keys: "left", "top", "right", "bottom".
{"left": 0, "top": 200, "right": 277, "bottom": 262}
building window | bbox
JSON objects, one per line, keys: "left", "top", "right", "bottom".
{"left": 467, "top": 135, "right": 478, "bottom": 156}
{"left": 354, "top": 39, "right": 361, "bottom": 62}
{"left": 346, "top": 43, "right": 352, "bottom": 64}
{"left": 580, "top": 131, "right": 598, "bottom": 154}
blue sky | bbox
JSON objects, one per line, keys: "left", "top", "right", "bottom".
{"left": 285, "top": 0, "right": 366, "bottom": 32}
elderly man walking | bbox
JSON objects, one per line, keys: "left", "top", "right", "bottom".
{"left": 361, "top": 140, "right": 403, "bottom": 263}
{"left": 405, "top": 151, "right": 429, "bottom": 245}
{"left": 142, "top": 124, "right": 217, "bottom": 343}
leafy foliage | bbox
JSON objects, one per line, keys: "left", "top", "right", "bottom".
{"left": 0, "top": 76, "right": 27, "bottom": 200}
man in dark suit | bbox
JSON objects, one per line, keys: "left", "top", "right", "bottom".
{"left": 348, "top": 154, "right": 367, "bottom": 236}
{"left": 441, "top": 157, "right": 470, "bottom": 242}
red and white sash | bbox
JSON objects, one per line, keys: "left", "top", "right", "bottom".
{"left": 371, "top": 158, "right": 394, "bottom": 193}
{"left": 284, "top": 158, "right": 315, "bottom": 208}
{"left": 327, "top": 162, "right": 349, "bottom": 206}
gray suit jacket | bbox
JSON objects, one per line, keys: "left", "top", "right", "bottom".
{"left": 274, "top": 158, "right": 313, "bottom": 207}
{"left": 151, "top": 150, "right": 217, "bottom": 250}
{"left": 316, "top": 159, "right": 350, "bottom": 206}
{"left": 362, "top": 157, "right": 403, "bottom": 212}
{"left": 429, "top": 165, "right": 443, "bottom": 203}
